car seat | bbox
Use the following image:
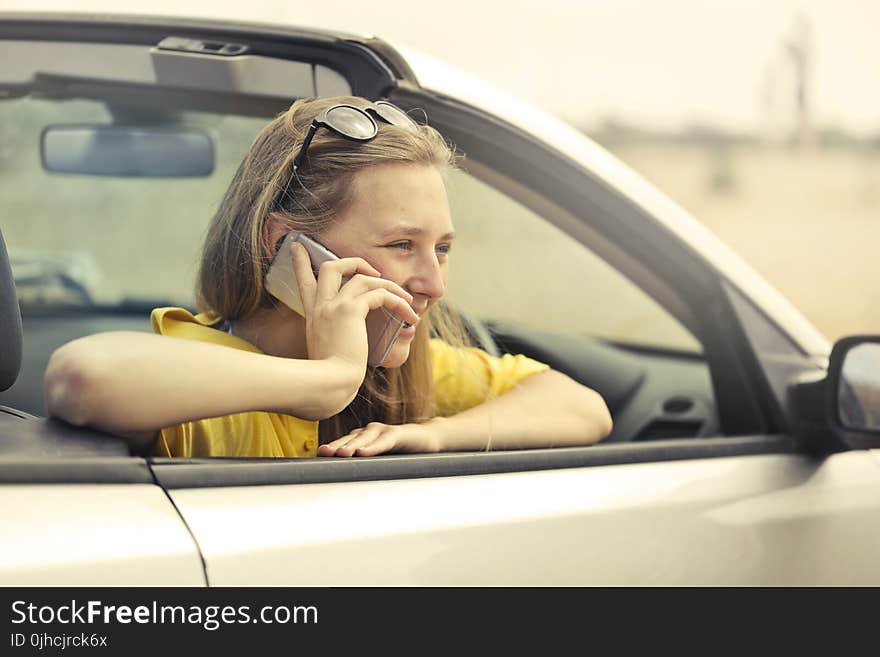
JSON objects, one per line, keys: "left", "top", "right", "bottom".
{"left": 0, "top": 227, "right": 22, "bottom": 394}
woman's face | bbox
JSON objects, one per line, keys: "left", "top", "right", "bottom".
{"left": 320, "top": 162, "right": 454, "bottom": 368}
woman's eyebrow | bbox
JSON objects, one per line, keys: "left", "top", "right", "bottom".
{"left": 379, "top": 224, "right": 456, "bottom": 240}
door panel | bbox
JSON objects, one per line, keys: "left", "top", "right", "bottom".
{"left": 0, "top": 484, "right": 205, "bottom": 585}
{"left": 169, "top": 451, "right": 880, "bottom": 585}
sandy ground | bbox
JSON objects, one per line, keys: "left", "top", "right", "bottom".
{"left": 607, "top": 143, "right": 880, "bottom": 343}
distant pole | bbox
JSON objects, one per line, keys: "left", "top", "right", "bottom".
{"left": 785, "top": 10, "right": 815, "bottom": 148}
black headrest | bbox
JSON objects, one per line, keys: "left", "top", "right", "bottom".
{"left": 0, "top": 228, "right": 22, "bottom": 391}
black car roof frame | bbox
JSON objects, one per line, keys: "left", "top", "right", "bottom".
{"left": 0, "top": 13, "right": 413, "bottom": 101}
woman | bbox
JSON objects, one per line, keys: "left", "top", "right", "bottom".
{"left": 44, "top": 96, "right": 612, "bottom": 457}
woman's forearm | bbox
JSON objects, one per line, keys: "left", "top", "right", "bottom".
{"left": 45, "top": 331, "right": 359, "bottom": 434}
{"left": 429, "top": 369, "right": 612, "bottom": 452}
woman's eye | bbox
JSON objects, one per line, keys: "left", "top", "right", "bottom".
{"left": 384, "top": 241, "right": 451, "bottom": 256}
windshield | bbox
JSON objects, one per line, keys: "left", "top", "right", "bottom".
{"left": 1, "top": 95, "right": 270, "bottom": 312}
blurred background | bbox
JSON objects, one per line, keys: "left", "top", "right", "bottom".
{"left": 3, "top": 0, "right": 878, "bottom": 343}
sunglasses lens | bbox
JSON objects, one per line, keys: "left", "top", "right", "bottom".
{"left": 374, "top": 102, "right": 417, "bottom": 130}
{"left": 325, "top": 106, "right": 376, "bottom": 140}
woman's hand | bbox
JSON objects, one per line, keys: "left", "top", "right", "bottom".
{"left": 317, "top": 421, "right": 442, "bottom": 457}
{"left": 291, "top": 241, "right": 419, "bottom": 406}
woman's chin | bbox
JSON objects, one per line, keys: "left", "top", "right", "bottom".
{"left": 379, "top": 341, "right": 411, "bottom": 369}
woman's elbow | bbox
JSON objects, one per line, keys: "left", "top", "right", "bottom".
{"left": 582, "top": 387, "right": 613, "bottom": 444}
{"left": 542, "top": 370, "right": 612, "bottom": 445}
{"left": 44, "top": 339, "right": 108, "bottom": 426}
{"left": 593, "top": 390, "right": 614, "bottom": 442}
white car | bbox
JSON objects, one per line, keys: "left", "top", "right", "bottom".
{"left": 1, "top": 11, "right": 878, "bottom": 585}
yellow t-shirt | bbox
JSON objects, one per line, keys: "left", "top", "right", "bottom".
{"left": 151, "top": 307, "right": 549, "bottom": 458}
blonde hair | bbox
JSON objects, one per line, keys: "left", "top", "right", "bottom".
{"left": 197, "top": 96, "right": 471, "bottom": 441}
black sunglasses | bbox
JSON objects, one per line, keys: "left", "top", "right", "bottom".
{"left": 292, "top": 100, "right": 418, "bottom": 173}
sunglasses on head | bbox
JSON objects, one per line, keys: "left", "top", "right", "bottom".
{"left": 292, "top": 100, "right": 419, "bottom": 173}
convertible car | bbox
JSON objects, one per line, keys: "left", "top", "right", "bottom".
{"left": 1, "top": 11, "right": 878, "bottom": 585}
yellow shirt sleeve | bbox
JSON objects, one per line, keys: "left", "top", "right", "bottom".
{"left": 430, "top": 338, "right": 550, "bottom": 417}
{"left": 149, "top": 307, "right": 319, "bottom": 458}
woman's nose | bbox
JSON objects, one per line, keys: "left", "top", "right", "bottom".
{"left": 406, "top": 253, "right": 446, "bottom": 301}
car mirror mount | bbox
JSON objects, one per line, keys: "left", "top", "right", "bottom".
{"left": 786, "top": 369, "right": 843, "bottom": 454}
{"left": 787, "top": 335, "right": 880, "bottom": 453}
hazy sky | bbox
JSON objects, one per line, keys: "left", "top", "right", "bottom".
{"left": 4, "top": 0, "right": 878, "bottom": 134}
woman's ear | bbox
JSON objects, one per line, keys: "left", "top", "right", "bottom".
{"left": 262, "top": 213, "right": 291, "bottom": 260}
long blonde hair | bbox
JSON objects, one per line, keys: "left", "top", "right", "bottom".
{"left": 197, "top": 96, "right": 471, "bottom": 441}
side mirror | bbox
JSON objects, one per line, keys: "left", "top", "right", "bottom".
{"left": 826, "top": 336, "right": 880, "bottom": 448}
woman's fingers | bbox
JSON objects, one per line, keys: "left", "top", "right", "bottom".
{"left": 319, "top": 423, "right": 391, "bottom": 457}
{"left": 337, "top": 275, "right": 418, "bottom": 323}
{"left": 357, "top": 288, "right": 420, "bottom": 325}
{"left": 315, "top": 257, "right": 382, "bottom": 304}
{"left": 301, "top": 254, "right": 415, "bottom": 368}
{"left": 350, "top": 434, "right": 396, "bottom": 457}
{"left": 316, "top": 423, "right": 439, "bottom": 458}
{"left": 339, "top": 273, "right": 412, "bottom": 305}
{"left": 290, "top": 242, "right": 318, "bottom": 312}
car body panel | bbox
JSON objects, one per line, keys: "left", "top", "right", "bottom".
{"left": 167, "top": 450, "right": 880, "bottom": 585}
{"left": 1, "top": 484, "right": 205, "bottom": 585}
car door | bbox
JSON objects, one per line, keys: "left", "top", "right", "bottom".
{"left": 156, "top": 449, "right": 880, "bottom": 585}
{"left": 154, "top": 69, "right": 880, "bottom": 584}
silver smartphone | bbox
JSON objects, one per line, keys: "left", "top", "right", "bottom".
{"left": 264, "top": 231, "right": 406, "bottom": 367}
